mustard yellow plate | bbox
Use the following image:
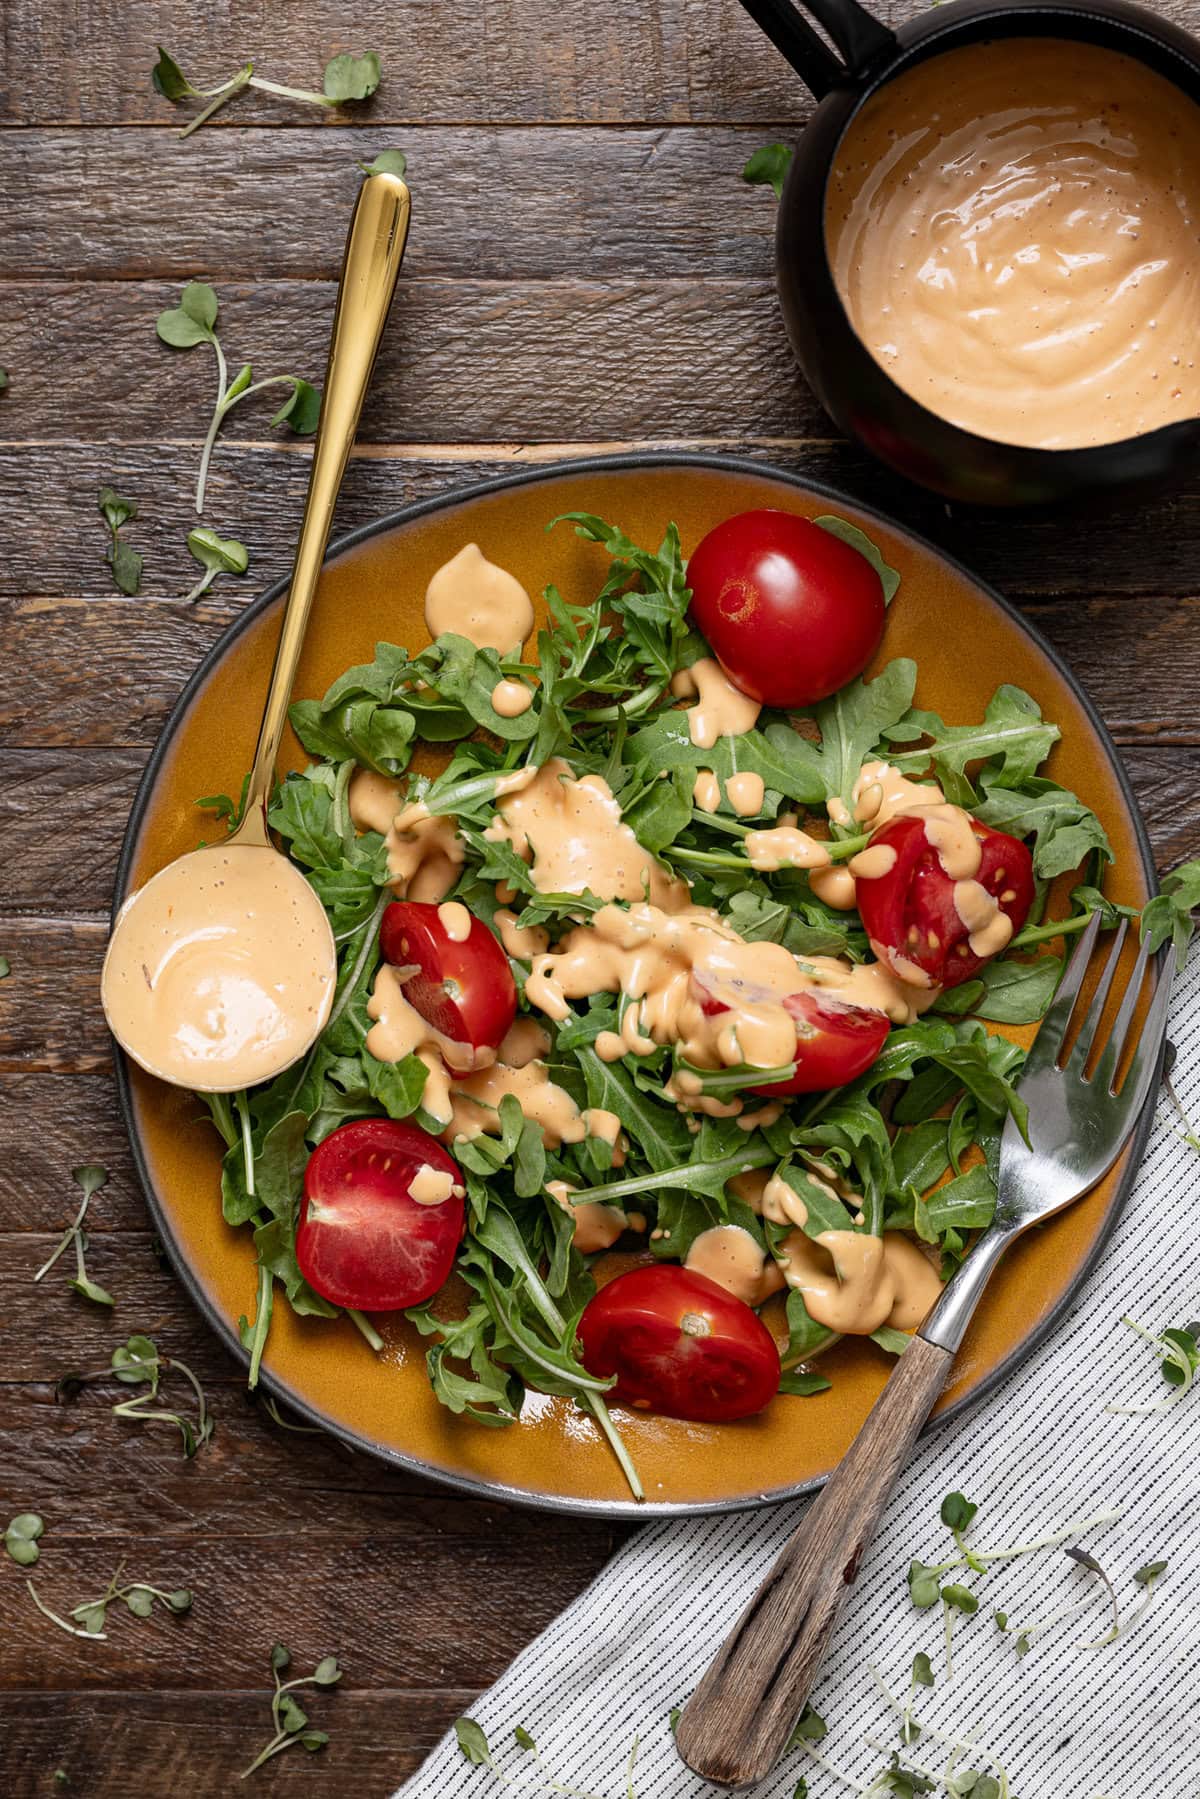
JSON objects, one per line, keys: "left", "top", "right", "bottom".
{"left": 112, "top": 454, "right": 1155, "bottom": 1516}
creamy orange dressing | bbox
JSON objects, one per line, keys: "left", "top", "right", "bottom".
{"left": 497, "top": 1016, "right": 551, "bottom": 1067}
{"left": 493, "top": 908, "right": 550, "bottom": 961}
{"left": 826, "top": 39, "right": 1200, "bottom": 449}
{"left": 693, "top": 770, "right": 723, "bottom": 814}
{"left": 684, "top": 1224, "right": 785, "bottom": 1306}
{"left": 524, "top": 899, "right": 934, "bottom": 1103}
{"left": 409, "top": 1163, "right": 461, "bottom": 1206}
{"left": 366, "top": 963, "right": 486, "bottom": 1125}
{"left": 491, "top": 679, "right": 534, "bottom": 718}
{"left": 349, "top": 769, "right": 467, "bottom": 900}
{"left": 546, "top": 1180, "right": 628, "bottom": 1255}
{"left": 810, "top": 866, "right": 857, "bottom": 910}
{"left": 584, "top": 1107, "right": 625, "bottom": 1164}
{"left": 745, "top": 825, "right": 832, "bottom": 872}
{"left": 837, "top": 760, "right": 945, "bottom": 830}
{"left": 424, "top": 543, "right": 534, "bottom": 652}
{"left": 953, "top": 878, "right": 1013, "bottom": 957}
{"left": 483, "top": 757, "right": 690, "bottom": 908}
{"left": 436, "top": 900, "right": 472, "bottom": 943}
{"left": 444, "top": 1057, "right": 586, "bottom": 1150}
{"left": 102, "top": 846, "right": 335, "bottom": 1091}
{"left": 682, "top": 657, "right": 762, "bottom": 749}
{"left": 848, "top": 843, "right": 897, "bottom": 880}
{"left": 777, "top": 1227, "right": 942, "bottom": 1334}
{"left": 726, "top": 772, "right": 766, "bottom": 816}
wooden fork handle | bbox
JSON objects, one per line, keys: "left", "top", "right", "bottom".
{"left": 675, "top": 1333, "right": 954, "bottom": 1788}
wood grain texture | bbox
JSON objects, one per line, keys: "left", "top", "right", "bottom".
{"left": 13, "top": 440, "right": 1200, "bottom": 603}
{"left": 676, "top": 1334, "right": 954, "bottom": 1785}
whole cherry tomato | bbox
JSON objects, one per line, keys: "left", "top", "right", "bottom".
{"left": 296, "top": 1118, "right": 465, "bottom": 1310}
{"left": 380, "top": 900, "right": 516, "bottom": 1051}
{"left": 854, "top": 814, "right": 1035, "bottom": 990}
{"left": 686, "top": 509, "right": 886, "bottom": 707}
{"left": 577, "top": 1265, "right": 780, "bottom": 1422}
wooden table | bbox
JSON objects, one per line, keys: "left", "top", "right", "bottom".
{"left": 3, "top": 3, "right": 1199, "bottom": 1791}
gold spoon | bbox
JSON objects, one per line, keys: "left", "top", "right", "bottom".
{"left": 102, "top": 173, "right": 411, "bottom": 1093}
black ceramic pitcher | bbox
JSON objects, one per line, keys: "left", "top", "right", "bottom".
{"left": 743, "top": 0, "right": 1200, "bottom": 507}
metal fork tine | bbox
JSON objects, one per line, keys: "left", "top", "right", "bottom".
{"left": 1021, "top": 909, "right": 1104, "bottom": 1073}
{"left": 1094, "top": 933, "right": 1153, "bottom": 1093}
{"left": 1065, "top": 917, "right": 1129, "bottom": 1072}
{"left": 1114, "top": 959, "right": 1173, "bottom": 1119}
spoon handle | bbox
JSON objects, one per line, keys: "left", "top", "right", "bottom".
{"left": 675, "top": 1332, "right": 953, "bottom": 1787}
{"left": 238, "top": 173, "right": 411, "bottom": 842}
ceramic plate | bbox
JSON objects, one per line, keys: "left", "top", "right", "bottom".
{"left": 113, "top": 453, "right": 1156, "bottom": 1517}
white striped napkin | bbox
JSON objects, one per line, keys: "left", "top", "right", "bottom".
{"left": 400, "top": 951, "right": 1200, "bottom": 1799}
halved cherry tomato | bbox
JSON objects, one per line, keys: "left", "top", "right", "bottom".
{"left": 379, "top": 900, "right": 516, "bottom": 1051}
{"left": 854, "top": 815, "right": 1035, "bottom": 990}
{"left": 692, "top": 977, "right": 889, "bottom": 1096}
{"left": 296, "top": 1118, "right": 465, "bottom": 1310}
{"left": 576, "top": 1265, "right": 780, "bottom": 1422}
{"left": 686, "top": 509, "right": 886, "bottom": 708}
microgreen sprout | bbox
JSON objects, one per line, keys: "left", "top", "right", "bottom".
{"left": 940, "top": 1492, "right": 985, "bottom": 1573}
{"left": 26, "top": 1560, "right": 192, "bottom": 1641}
{"left": 0, "top": 956, "right": 9, "bottom": 978}
{"left": 940, "top": 1584, "right": 978, "bottom": 1677}
{"left": 240, "top": 1645, "right": 342, "bottom": 1779}
{"left": 1107, "top": 1315, "right": 1199, "bottom": 1413}
{"left": 4, "top": 1513, "right": 45, "bottom": 1567}
{"left": 1064, "top": 1546, "right": 1121, "bottom": 1647}
{"left": 1163, "top": 1072, "right": 1200, "bottom": 1156}
{"left": 1002, "top": 1553, "right": 1169, "bottom": 1653}
{"left": 34, "top": 1164, "right": 113, "bottom": 1308}
{"left": 0, "top": 368, "right": 8, "bottom": 390}
{"left": 183, "top": 527, "right": 249, "bottom": 604}
{"left": 907, "top": 1502, "right": 1122, "bottom": 1609}
{"left": 869, "top": 1666, "right": 1015, "bottom": 1798}
{"left": 155, "top": 282, "right": 320, "bottom": 513}
{"left": 453, "top": 1714, "right": 647, "bottom": 1798}
{"left": 358, "top": 149, "right": 408, "bottom": 178}
{"left": 153, "top": 47, "right": 381, "bottom": 139}
{"left": 97, "top": 487, "right": 142, "bottom": 596}
{"left": 57, "top": 1334, "right": 213, "bottom": 1458}
{"left": 902, "top": 1653, "right": 934, "bottom": 1746}
{"left": 742, "top": 142, "right": 794, "bottom": 199}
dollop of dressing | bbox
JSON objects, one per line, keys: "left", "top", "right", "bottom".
{"left": 684, "top": 1224, "right": 785, "bottom": 1306}
{"left": 491, "top": 678, "right": 534, "bottom": 718}
{"left": 102, "top": 847, "right": 335, "bottom": 1091}
{"left": 826, "top": 38, "right": 1200, "bottom": 449}
{"left": 436, "top": 900, "right": 472, "bottom": 943}
{"left": 777, "top": 1228, "right": 942, "bottom": 1334}
{"left": 409, "top": 1163, "right": 462, "bottom": 1206}
{"left": 681, "top": 657, "right": 762, "bottom": 749}
{"left": 483, "top": 758, "right": 690, "bottom": 908}
{"left": 424, "top": 543, "right": 534, "bottom": 653}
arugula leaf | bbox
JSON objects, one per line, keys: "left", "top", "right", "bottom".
{"left": 1142, "top": 858, "right": 1200, "bottom": 969}
{"left": 629, "top": 712, "right": 826, "bottom": 805}
{"left": 742, "top": 142, "right": 793, "bottom": 199}
{"left": 973, "top": 771, "right": 1113, "bottom": 877}
{"left": 887, "top": 684, "right": 1059, "bottom": 806}
{"left": 811, "top": 659, "right": 918, "bottom": 812}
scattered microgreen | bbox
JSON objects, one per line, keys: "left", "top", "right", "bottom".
{"left": 34, "top": 1164, "right": 112, "bottom": 1307}
{"left": 453, "top": 1716, "right": 494, "bottom": 1768}
{"left": 1064, "top": 1546, "right": 1121, "bottom": 1647}
{"left": 940, "top": 1492, "right": 985, "bottom": 1573}
{"left": 240, "top": 1644, "right": 341, "bottom": 1778}
{"left": 4, "top": 1513, "right": 45, "bottom": 1567}
{"left": 57, "top": 1334, "right": 213, "bottom": 1458}
{"left": 514, "top": 1724, "right": 536, "bottom": 1751}
{"left": 0, "top": 368, "right": 8, "bottom": 390}
{"left": 183, "top": 526, "right": 249, "bottom": 603}
{"left": 742, "top": 142, "right": 794, "bottom": 199}
{"left": 153, "top": 46, "right": 381, "bottom": 138}
{"left": 0, "top": 956, "right": 10, "bottom": 977}
{"left": 97, "top": 486, "right": 143, "bottom": 596}
{"left": 25, "top": 1560, "right": 192, "bottom": 1641}
{"left": 155, "top": 282, "right": 320, "bottom": 513}
{"left": 358, "top": 149, "right": 408, "bottom": 177}
{"left": 1108, "top": 1314, "right": 1199, "bottom": 1414}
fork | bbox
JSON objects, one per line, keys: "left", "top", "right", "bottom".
{"left": 676, "top": 912, "right": 1172, "bottom": 1788}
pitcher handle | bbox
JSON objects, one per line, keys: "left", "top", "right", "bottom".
{"left": 738, "top": 0, "right": 896, "bottom": 97}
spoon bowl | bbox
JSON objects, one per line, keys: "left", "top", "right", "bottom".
{"left": 100, "top": 172, "right": 411, "bottom": 1092}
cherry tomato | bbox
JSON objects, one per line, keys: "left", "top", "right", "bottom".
{"left": 854, "top": 815, "right": 1035, "bottom": 990}
{"left": 576, "top": 1265, "right": 780, "bottom": 1422}
{"left": 686, "top": 509, "right": 886, "bottom": 708}
{"left": 296, "top": 1118, "right": 465, "bottom": 1310}
{"left": 379, "top": 900, "right": 516, "bottom": 1051}
{"left": 692, "top": 977, "right": 889, "bottom": 1096}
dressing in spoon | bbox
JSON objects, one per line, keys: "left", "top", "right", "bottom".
{"left": 102, "top": 173, "right": 411, "bottom": 1092}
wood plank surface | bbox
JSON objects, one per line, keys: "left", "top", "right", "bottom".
{"left": 5, "top": 0, "right": 1200, "bottom": 1791}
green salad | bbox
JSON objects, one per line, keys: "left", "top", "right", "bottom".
{"left": 197, "top": 506, "right": 1170, "bottom": 1500}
